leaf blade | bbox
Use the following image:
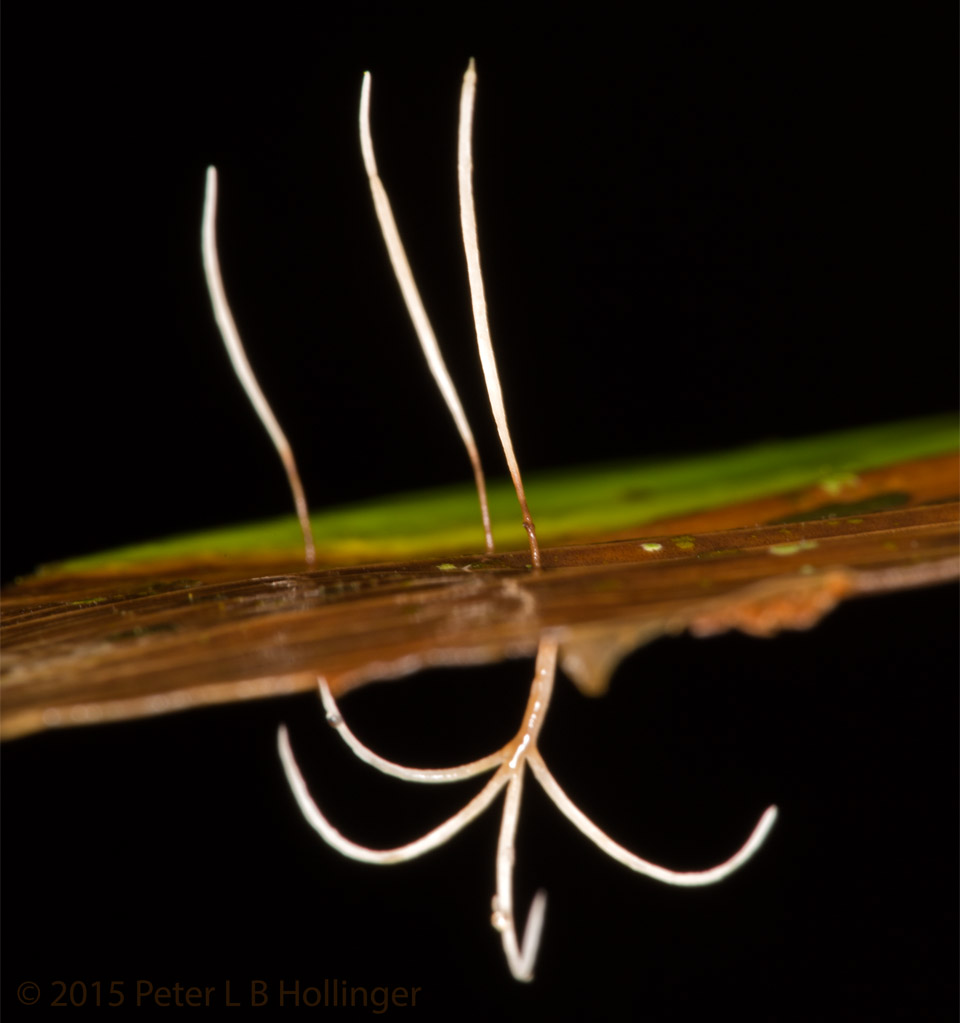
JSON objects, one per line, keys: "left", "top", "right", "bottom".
{"left": 32, "top": 413, "right": 958, "bottom": 576}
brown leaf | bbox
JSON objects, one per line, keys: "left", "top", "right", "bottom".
{"left": 3, "top": 482, "right": 956, "bottom": 740}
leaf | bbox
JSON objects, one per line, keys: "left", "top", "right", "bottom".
{"left": 28, "top": 414, "right": 960, "bottom": 573}
{"left": 5, "top": 17, "right": 957, "bottom": 1012}
{"left": 3, "top": 416, "right": 956, "bottom": 740}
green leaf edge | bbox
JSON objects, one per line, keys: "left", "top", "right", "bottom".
{"left": 41, "top": 414, "right": 959, "bottom": 575}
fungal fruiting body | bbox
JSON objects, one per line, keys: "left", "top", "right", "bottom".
{"left": 201, "top": 60, "right": 777, "bottom": 982}
{"left": 278, "top": 653, "right": 777, "bottom": 981}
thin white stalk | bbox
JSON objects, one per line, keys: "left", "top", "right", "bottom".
{"left": 318, "top": 676, "right": 506, "bottom": 781}
{"left": 201, "top": 167, "right": 316, "bottom": 565}
{"left": 528, "top": 753, "right": 778, "bottom": 887}
{"left": 457, "top": 59, "right": 541, "bottom": 568}
{"left": 492, "top": 770, "right": 549, "bottom": 982}
{"left": 278, "top": 725, "right": 509, "bottom": 863}
{"left": 282, "top": 628, "right": 775, "bottom": 980}
{"left": 360, "top": 73, "right": 494, "bottom": 555}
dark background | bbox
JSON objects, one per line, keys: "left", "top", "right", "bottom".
{"left": 3, "top": 6, "right": 956, "bottom": 1020}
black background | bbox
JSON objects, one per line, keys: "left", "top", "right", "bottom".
{"left": 3, "top": 6, "right": 957, "bottom": 1020}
